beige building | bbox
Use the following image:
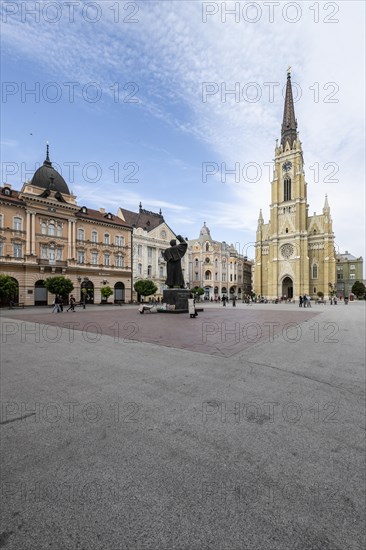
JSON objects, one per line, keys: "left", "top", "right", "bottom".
{"left": 335, "top": 252, "right": 364, "bottom": 299}
{"left": 188, "top": 222, "right": 253, "bottom": 300}
{"left": 0, "top": 147, "right": 133, "bottom": 306}
{"left": 254, "top": 70, "right": 336, "bottom": 299}
{"left": 117, "top": 204, "right": 189, "bottom": 300}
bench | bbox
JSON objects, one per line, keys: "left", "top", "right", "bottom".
{"left": 8, "top": 302, "right": 25, "bottom": 309}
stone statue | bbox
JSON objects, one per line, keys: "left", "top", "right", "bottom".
{"left": 162, "top": 235, "right": 187, "bottom": 288}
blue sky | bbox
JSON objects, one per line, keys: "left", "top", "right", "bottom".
{"left": 1, "top": 0, "right": 365, "bottom": 263}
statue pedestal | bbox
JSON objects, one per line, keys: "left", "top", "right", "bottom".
{"left": 163, "top": 289, "right": 190, "bottom": 313}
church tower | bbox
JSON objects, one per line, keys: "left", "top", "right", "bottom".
{"left": 254, "top": 69, "right": 336, "bottom": 299}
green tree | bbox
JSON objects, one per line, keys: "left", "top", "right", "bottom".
{"left": 134, "top": 279, "right": 158, "bottom": 299}
{"left": 100, "top": 285, "right": 113, "bottom": 302}
{"left": 352, "top": 280, "right": 366, "bottom": 299}
{"left": 317, "top": 291, "right": 324, "bottom": 298}
{"left": 190, "top": 286, "right": 204, "bottom": 296}
{"left": 44, "top": 276, "right": 74, "bottom": 298}
{"left": 0, "top": 275, "right": 18, "bottom": 304}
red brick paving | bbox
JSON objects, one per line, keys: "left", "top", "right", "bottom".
{"left": 5, "top": 307, "right": 320, "bottom": 357}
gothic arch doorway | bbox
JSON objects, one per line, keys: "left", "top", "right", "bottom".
{"left": 282, "top": 276, "right": 293, "bottom": 299}
{"left": 81, "top": 279, "right": 94, "bottom": 304}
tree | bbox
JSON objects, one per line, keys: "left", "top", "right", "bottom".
{"left": 317, "top": 291, "right": 324, "bottom": 298}
{"left": 0, "top": 275, "right": 18, "bottom": 304}
{"left": 100, "top": 285, "right": 113, "bottom": 302}
{"left": 352, "top": 281, "right": 366, "bottom": 299}
{"left": 134, "top": 279, "right": 158, "bottom": 299}
{"left": 44, "top": 276, "right": 74, "bottom": 298}
{"left": 190, "top": 286, "right": 204, "bottom": 296}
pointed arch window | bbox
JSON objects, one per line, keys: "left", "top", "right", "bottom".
{"left": 284, "top": 178, "right": 291, "bottom": 202}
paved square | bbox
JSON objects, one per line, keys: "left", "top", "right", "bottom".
{"left": 1, "top": 302, "right": 365, "bottom": 549}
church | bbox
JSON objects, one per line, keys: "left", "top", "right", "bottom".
{"left": 254, "top": 69, "right": 336, "bottom": 300}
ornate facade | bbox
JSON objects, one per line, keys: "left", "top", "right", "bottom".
{"left": 117, "top": 204, "right": 189, "bottom": 300}
{"left": 188, "top": 223, "right": 253, "bottom": 300}
{"left": 0, "top": 147, "right": 132, "bottom": 306}
{"left": 254, "top": 70, "right": 336, "bottom": 299}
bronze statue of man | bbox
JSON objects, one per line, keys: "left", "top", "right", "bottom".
{"left": 162, "top": 235, "right": 187, "bottom": 288}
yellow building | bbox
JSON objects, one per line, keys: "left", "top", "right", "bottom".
{"left": 0, "top": 147, "right": 133, "bottom": 306}
{"left": 254, "top": 70, "right": 336, "bottom": 300}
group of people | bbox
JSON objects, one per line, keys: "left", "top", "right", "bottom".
{"left": 52, "top": 294, "right": 77, "bottom": 313}
{"left": 299, "top": 295, "right": 312, "bottom": 308}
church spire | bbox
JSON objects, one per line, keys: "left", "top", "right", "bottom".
{"left": 323, "top": 194, "right": 330, "bottom": 212}
{"left": 281, "top": 67, "right": 298, "bottom": 150}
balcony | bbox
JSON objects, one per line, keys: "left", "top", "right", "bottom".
{"left": 37, "top": 259, "right": 68, "bottom": 267}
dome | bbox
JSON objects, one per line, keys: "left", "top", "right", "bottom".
{"left": 199, "top": 221, "right": 211, "bottom": 240}
{"left": 31, "top": 145, "right": 70, "bottom": 195}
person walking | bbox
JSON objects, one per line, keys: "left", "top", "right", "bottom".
{"left": 52, "top": 295, "right": 61, "bottom": 313}
{"left": 67, "top": 294, "right": 76, "bottom": 312}
{"left": 222, "top": 295, "right": 226, "bottom": 307}
{"left": 299, "top": 295, "right": 303, "bottom": 307}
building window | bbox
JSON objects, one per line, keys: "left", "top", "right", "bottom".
{"left": 138, "top": 263, "right": 142, "bottom": 275}
{"left": 41, "top": 245, "right": 48, "bottom": 259}
{"left": 284, "top": 178, "right": 291, "bottom": 201}
{"left": 57, "top": 248, "right": 62, "bottom": 260}
{"left": 206, "top": 243, "right": 209, "bottom": 251}
{"left": 205, "top": 270, "right": 211, "bottom": 280}
{"left": 104, "top": 253, "right": 110, "bottom": 266}
{"left": 195, "top": 258, "right": 199, "bottom": 267}
{"left": 350, "top": 274, "right": 355, "bottom": 280}
{"left": 91, "top": 252, "right": 98, "bottom": 265}
{"left": 138, "top": 244, "right": 142, "bottom": 256}
{"left": 222, "top": 274, "right": 226, "bottom": 282}
{"left": 350, "top": 265, "right": 355, "bottom": 270}
{"left": 57, "top": 224, "right": 62, "bottom": 237}
{"left": 41, "top": 222, "right": 47, "bottom": 235}
{"left": 230, "top": 274, "right": 233, "bottom": 282}
{"left": 49, "top": 247, "right": 55, "bottom": 263}
{"left": 77, "top": 251, "right": 85, "bottom": 264}
{"left": 337, "top": 273, "right": 343, "bottom": 280}
{"left": 147, "top": 265, "right": 152, "bottom": 277}
{"left": 91, "top": 230, "right": 98, "bottom": 243}
{"left": 115, "top": 254, "right": 124, "bottom": 268}
{"left": 194, "top": 271, "right": 199, "bottom": 279}
{"left": 48, "top": 223, "right": 55, "bottom": 236}
{"left": 13, "top": 217, "right": 22, "bottom": 231}
{"left": 159, "top": 266, "right": 164, "bottom": 278}
{"left": 313, "top": 287, "right": 317, "bottom": 293}
{"left": 115, "top": 235, "right": 124, "bottom": 246}
{"left": 312, "top": 264, "right": 318, "bottom": 279}
{"left": 78, "top": 228, "right": 85, "bottom": 241}
{"left": 0, "top": 242, "right": 3, "bottom": 256}
{"left": 0, "top": 214, "right": 3, "bottom": 228}
{"left": 147, "top": 247, "right": 153, "bottom": 260}
{"left": 104, "top": 233, "right": 110, "bottom": 245}
{"left": 13, "top": 243, "right": 22, "bottom": 258}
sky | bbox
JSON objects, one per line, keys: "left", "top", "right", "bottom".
{"left": 1, "top": 0, "right": 365, "bottom": 265}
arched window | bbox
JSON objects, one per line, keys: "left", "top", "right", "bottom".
{"left": 41, "top": 222, "right": 47, "bottom": 235}
{"left": 78, "top": 228, "right": 85, "bottom": 241}
{"left": 206, "top": 242, "right": 209, "bottom": 251}
{"left": 91, "top": 230, "right": 98, "bottom": 243}
{"left": 147, "top": 265, "right": 152, "bottom": 277}
{"left": 104, "top": 233, "right": 110, "bottom": 245}
{"left": 205, "top": 270, "right": 211, "bottom": 280}
{"left": 312, "top": 264, "right": 318, "bottom": 279}
{"left": 56, "top": 224, "right": 62, "bottom": 237}
{"left": 195, "top": 258, "right": 199, "bottom": 267}
{"left": 285, "top": 228, "right": 288, "bottom": 234}
{"left": 284, "top": 178, "right": 291, "bottom": 201}
{"left": 48, "top": 222, "right": 55, "bottom": 236}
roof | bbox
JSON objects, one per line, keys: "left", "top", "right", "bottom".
{"left": 76, "top": 207, "right": 132, "bottom": 228}
{"left": 0, "top": 187, "right": 24, "bottom": 205}
{"left": 119, "top": 205, "right": 164, "bottom": 232}
{"left": 336, "top": 253, "right": 359, "bottom": 261}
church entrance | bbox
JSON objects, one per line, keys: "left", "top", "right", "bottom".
{"left": 282, "top": 276, "right": 293, "bottom": 299}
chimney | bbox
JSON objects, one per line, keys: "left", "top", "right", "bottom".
{"left": 99, "top": 208, "right": 105, "bottom": 214}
